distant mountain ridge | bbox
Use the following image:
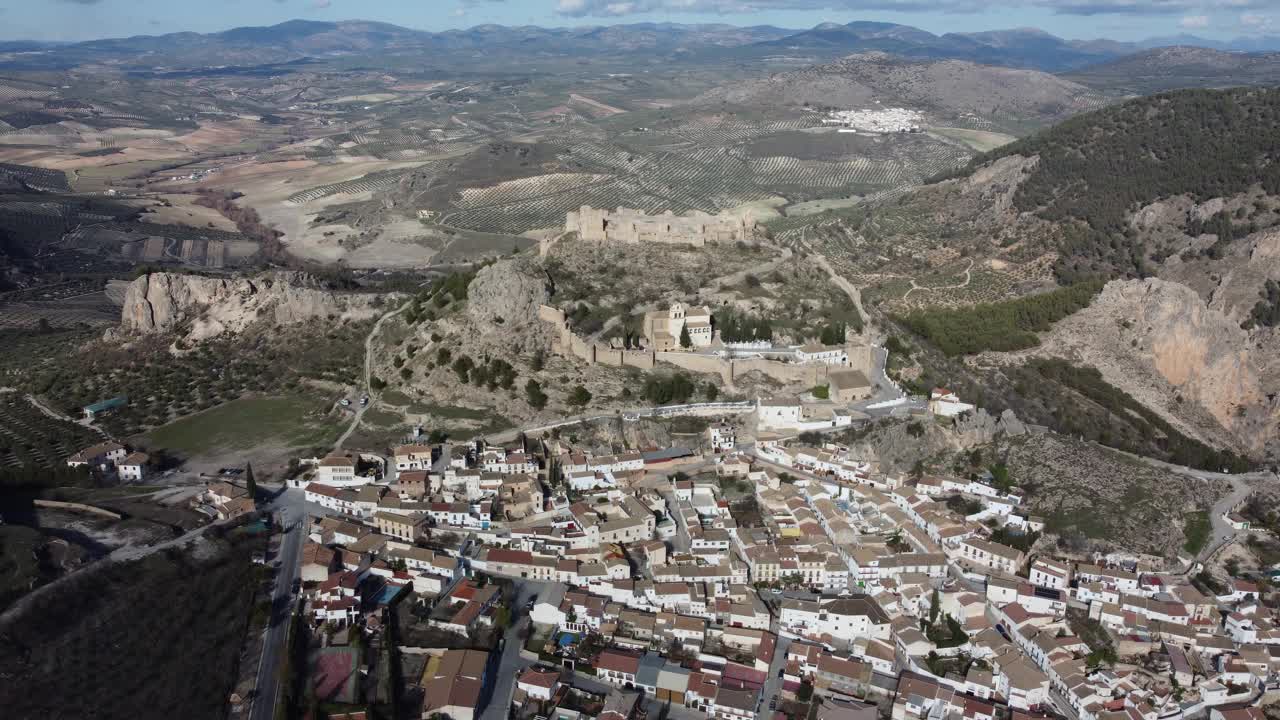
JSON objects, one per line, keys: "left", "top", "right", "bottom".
{"left": 1064, "top": 46, "right": 1280, "bottom": 93}
{"left": 2, "top": 18, "right": 1276, "bottom": 73}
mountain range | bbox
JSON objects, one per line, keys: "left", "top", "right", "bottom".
{"left": 1, "top": 18, "right": 1278, "bottom": 74}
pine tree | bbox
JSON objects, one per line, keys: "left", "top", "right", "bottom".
{"left": 245, "top": 461, "right": 257, "bottom": 498}
{"left": 679, "top": 324, "right": 692, "bottom": 349}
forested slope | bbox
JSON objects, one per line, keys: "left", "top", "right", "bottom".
{"left": 958, "top": 87, "right": 1280, "bottom": 280}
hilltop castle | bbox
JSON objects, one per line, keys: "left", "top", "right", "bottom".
{"left": 564, "top": 206, "right": 757, "bottom": 247}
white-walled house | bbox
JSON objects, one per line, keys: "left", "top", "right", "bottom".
{"left": 394, "top": 444, "right": 433, "bottom": 472}
{"left": 316, "top": 455, "right": 358, "bottom": 484}
{"left": 67, "top": 442, "right": 127, "bottom": 470}
{"left": 757, "top": 398, "right": 802, "bottom": 430}
{"left": 117, "top": 452, "right": 149, "bottom": 482}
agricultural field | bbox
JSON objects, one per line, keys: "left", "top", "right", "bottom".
{"left": 0, "top": 290, "right": 120, "bottom": 330}
{"left": 142, "top": 395, "right": 342, "bottom": 462}
{"left": 0, "top": 391, "right": 103, "bottom": 468}
{"left": 20, "top": 321, "right": 370, "bottom": 441}
{"left": 0, "top": 45, "right": 1071, "bottom": 280}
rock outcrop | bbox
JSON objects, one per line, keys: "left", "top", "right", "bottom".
{"left": 463, "top": 259, "right": 553, "bottom": 353}
{"left": 954, "top": 408, "right": 1028, "bottom": 446}
{"left": 843, "top": 409, "right": 1027, "bottom": 474}
{"left": 1032, "top": 278, "right": 1276, "bottom": 455}
{"left": 118, "top": 271, "right": 384, "bottom": 341}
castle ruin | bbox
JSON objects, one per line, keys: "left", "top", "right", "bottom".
{"left": 564, "top": 206, "right": 756, "bottom": 247}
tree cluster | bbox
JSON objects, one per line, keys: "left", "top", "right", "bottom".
{"left": 1248, "top": 279, "right": 1280, "bottom": 328}
{"left": 713, "top": 307, "right": 772, "bottom": 343}
{"left": 1024, "top": 358, "right": 1252, "bottom": 472}
{"left": 641, "top": 373, "right": 697, "bottom": 405}
{"left": 899, "top": 280, "right": 1105, "bottom": 356}
{"left": 450, "top": 355, "right": 517, "bottom": 390}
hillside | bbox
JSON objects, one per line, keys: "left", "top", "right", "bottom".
{"left": 969, "top": 86, "right": 1280, "bottom": 281}
{"left": 1065, "top": 47, "right": 1280, "bottom": 94}
{"left": 787, "top": 87, "right": 1280, "bottom": 463}
{"left": 697, "top": 53, "right": 1105, "bottom": 132}
{"left": 0, "top": 19, "right": 795, "bottom": 71}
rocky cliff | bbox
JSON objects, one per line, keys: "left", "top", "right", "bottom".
{"left": 460, "top": 259, "right": 553, "bottom": 353}
{"left": 118, "top": 271, "right": 384, "bottom": 341}
{"left": 1030, "top": 277, "right": 1278, "bottom": 456}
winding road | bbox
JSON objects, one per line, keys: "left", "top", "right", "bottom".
{"left": 332, "top": 300, "right": 414, "bottom": 452}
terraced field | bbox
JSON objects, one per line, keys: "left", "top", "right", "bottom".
{"left": 0, "top": 291, "right": 120, "bottom": 331}
{"left": 0, "top": 392, "right": 102, "bottom": 468}
{"left": 285, "top": 167, "right": 423, "bottom": 205}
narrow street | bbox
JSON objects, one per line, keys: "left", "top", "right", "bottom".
{"left": 248, "top": 490, "right": 306, "bottom": 720}
{"left": 479, "top": 580, "right": 549, "bottom": 720}
{"left": 754, "top": 635, "right": 792, "bottom": 720}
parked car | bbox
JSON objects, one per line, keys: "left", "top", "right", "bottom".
{"left": 340, "top": 398, "right": 351, "bottom": 407}
{"left": 360, "top": 396, "right": 369, "bottom": 406}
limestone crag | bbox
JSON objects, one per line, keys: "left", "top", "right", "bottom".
{"left": 954, "top": 408, "right": 1028, "bottom": 446}
{"left": 119, "top": 271, "right": 384, "bottom": 341}
{"left": 962, "top": 154, "right": 1038, "bottom": 217}
{"left": 1032, "top": 278, "right": 1276, "bottom": 455}
{"left": 462, "top": 259, "right": 553, "bottom": 354}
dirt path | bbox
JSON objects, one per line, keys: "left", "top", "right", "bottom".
{"left": 903, "top": 258, "right": 974, "bottom": 299}
{"left": 332, "top": 300, "right": 413, "bottom": 451}
{"left": 27, "top": 393, "right": 110, "bottom": 438}
{"left": 800, "top": 227, "right": 870, "bottom": 340}
{"left": 710, "top": 245, "right": 793, "bottom": 289}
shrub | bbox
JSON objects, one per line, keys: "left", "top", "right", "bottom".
{"left": 525, "top": 380, "right": 548, "bottom": 410}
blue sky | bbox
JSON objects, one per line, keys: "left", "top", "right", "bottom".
{"left": 4, "top": 0, "right": 1274, "bottom": 43}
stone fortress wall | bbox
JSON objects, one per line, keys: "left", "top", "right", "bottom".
{"left": 539, "top": 304, "right": 657, "bottom": 370}
{"left": 538, "top": 304, "right": 874, "bottom": 387}
{"left": 542, "top": 206, "right": 758, "bottom": 256}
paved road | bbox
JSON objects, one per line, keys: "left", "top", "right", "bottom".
{"left": 333, "top": 299, "right": 413, "bottom": 451}
{"left": 479, "top": 580, "right": 548, "bottom": 720}
{"left": 1197, "top": 474, "right": 1260, "bottom": 564}
{"left": 249, "top": 491, "right": 306, "bottom": 720}
{"left": 1107, "top": 449, "right": 1276, "bottom": 566}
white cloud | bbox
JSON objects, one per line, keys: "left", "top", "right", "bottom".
{"left": 1236, "top": 12, "right": 1275, "bottom": 34}
{"left": 1179, "top": 14, "right": 1209, "bottom": 28}
{"left": 312, "top": 0, "right": 332, "bottom": 8}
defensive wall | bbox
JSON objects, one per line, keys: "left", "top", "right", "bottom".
{"left": 540, "top": 304, "right": 657, "bottom": 370}
{"left": 538, "top": 304, "right": 872, "bottom": 387}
